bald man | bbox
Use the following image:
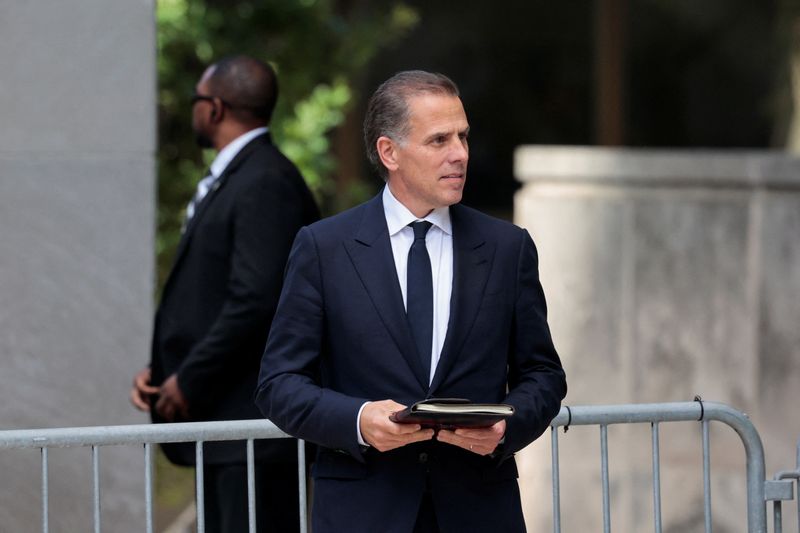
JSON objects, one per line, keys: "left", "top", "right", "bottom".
{"left": 131, "top": 55, "right": 319, "bottom": 532}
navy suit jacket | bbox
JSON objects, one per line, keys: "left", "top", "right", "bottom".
{"left": 255, "top": 191, "right": 566, "bottom": 532}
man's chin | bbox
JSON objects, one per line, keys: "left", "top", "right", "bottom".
{"left": 442, "top": 191, "right": 464, "bottom": 207}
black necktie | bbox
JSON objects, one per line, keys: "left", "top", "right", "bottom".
{"left": 407, "top": 221, "right": 433, "bottom": 381}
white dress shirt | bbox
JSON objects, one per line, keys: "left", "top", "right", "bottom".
{"left": 185, "top": 127, "right": 269, "bottom": 219}
{"left": 357, "top": 186, "right": 454, "bottom": 445}
{"left": 209, "top": 126, "right": 269, "bottom": 180}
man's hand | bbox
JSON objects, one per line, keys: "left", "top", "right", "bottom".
{"left": 130, "top": 367, "right": 159, "bottom": 412}
{"left": 154, "top": 374, "right": 190, "bottom": 422}
{"left": 360, "top": 400, "right": 435, "bottom": 452}
{"left": 436, "top": 419, "right": 506, "bottom": 456}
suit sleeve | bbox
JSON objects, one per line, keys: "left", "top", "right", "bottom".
{"left": 175, "top": 175, "right": 305, "bottom": 409}
{"left": 254, "top": 227, "right": 368, "bottom": 459}
{"left": 501, "top": 229, "right": 567, "bottom": 456}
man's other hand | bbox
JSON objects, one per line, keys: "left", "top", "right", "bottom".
{"left": 436, "top": 420, "right": 506, "bottom": 456}
{"left": 130, "top": 367, "right": 159, "bottom": 412}
{"left": 360, "top": 400, "right": 434, "bottom": 452}
{"left": 154, "top": 373, "right": 190, "bottom": 422}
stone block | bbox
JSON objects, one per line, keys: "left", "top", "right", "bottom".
{"left": 514, "top": 146, "right": 800, "bottom": 533}
{"left": 0, "top": 0, "right": 155, "bottom": 530}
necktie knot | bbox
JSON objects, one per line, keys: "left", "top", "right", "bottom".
{"left": 410, "top": 221, "right": 432, "bottom": 241}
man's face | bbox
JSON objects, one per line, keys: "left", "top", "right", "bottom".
{"left": 191, "top": 68, "right": 215, "bottom": 149}
{"left": 385, "top": 93, "right": 469, "bottom": 218}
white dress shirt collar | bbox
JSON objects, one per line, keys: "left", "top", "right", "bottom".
{"left": 209, "top": 127, "right": 269, "bottom": 178}
{"left": 382, "top": 185, "right": 452, "bottom": 235}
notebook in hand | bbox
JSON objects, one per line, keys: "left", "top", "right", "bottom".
{"left": 389, "top": 398, "right": 514, "bottom": 429}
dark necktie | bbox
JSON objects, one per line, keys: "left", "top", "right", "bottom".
{"left": 407, "top": 221, "right": 433, "bottom": 381}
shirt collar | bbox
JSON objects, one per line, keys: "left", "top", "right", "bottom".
{"left": 209, "top": 127, "right": 269, "bottom": 178}
{"left": 382, "top": 185, "right": 452, "bottom": 236}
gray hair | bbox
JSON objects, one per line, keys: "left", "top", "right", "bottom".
{"left": 363, "top": 70, "right": 460, "bottom": 180}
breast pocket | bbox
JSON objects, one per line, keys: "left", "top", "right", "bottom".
{"left": 478, "top": 290, "right": 506, "bottom": 311}
{"left": 471, "top": 290, "right": 512, "bottom": 348}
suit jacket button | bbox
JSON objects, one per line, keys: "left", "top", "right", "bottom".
{"left": 418, "top": 452, "right": 428, "bottom": 464}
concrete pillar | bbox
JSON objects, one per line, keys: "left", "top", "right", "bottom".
{"left": 513, "top": 146, "right": 800, "bottom": 532}
{"left": 0, "top": 2, "right": 155, "bottom": 531}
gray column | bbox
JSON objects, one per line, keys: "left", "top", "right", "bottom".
{"left": 0, "top": 2, "right": 155, "bottom": 531}
{"left": 513, "top": 147, "right": 800, "bottom": 532}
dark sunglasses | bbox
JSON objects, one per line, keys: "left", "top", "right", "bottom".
{"left": 190, "top": 93, "right": 215, "bottom": 105}
{"left": 190, "top": 93, "right": 234, "bottom": 108}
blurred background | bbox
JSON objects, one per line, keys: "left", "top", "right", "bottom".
{"left": 156, "top": 0, "right": 800, "bottom": 284}
{"left": 2, "top": 0, "right": 800, "bottom": 531}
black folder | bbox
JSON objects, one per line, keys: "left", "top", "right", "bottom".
{"left": 390, "top": 398, "right": 514, "bottom": 429}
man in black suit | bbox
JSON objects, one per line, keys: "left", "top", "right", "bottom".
{"left": 255, "top": 70, "right": 566, "bottom": 532}
{"left": 131, "top": 55, "right": 319, "bottom": 532}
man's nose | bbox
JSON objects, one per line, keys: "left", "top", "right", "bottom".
{"left": 449, "top": 138, "right": 468, "bottom": 162}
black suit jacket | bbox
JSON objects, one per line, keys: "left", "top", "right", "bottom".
{"left": 255, "top": 191, "right": 566, "bottom": 533}
{"left": 151, "top": 132, "right": 319, "bottom": 465}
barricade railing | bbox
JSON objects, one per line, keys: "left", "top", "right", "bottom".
{"left": 1, "top": 402, "right": 797, "bottom": 533}
{"left": 0, "top": 419, "right": 305, "bottom": 533}
{"left": 548, "top": 401, "right": 769, "bottom": 533}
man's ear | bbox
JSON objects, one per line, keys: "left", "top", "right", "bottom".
{"left": 376, "top": 136, "right": 400, "bottom": 172}
{"left": 210, "top": 98, "right": 224, "bottom": 123}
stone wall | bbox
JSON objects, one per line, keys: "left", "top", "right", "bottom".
{"left": 0, "top": 2, "right": 155, "bottom": 531}
{"left": 514, "top": 147, "right": 800, "bottom": 532}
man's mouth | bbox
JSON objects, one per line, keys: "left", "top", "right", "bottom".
{"left": 440, "top": 173, "right": 464, "bottom": 180}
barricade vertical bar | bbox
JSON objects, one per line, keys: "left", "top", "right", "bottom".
{"left": 145, "top": 443, "right": 154, "bottom": 533}
{"left": 601, "top": 425, "right": 611, "bottom": 533}
{"left": 796, "top": 440, "right": 799, "bottom": 533}
{"left": 247, "top": 439, "right": 256, "bottom": 533}
{"left": 651, "top": 422, "right": 662, "bottom": 533}
{"left": 92, "top": 445, "right": 101, "bottom": 533}
{"left": 774, "top": 501, "right": 783, "bottom": 533}
{"left": 711, "top": 402, "right": 766, "bottom": 531}
{"left": 551, "top": 427, "right": 562, "bottom": 533}
{"left": 41, "top": 447, "right": 49, "bottom": 533}
{"left": 701, "top": 420, "right": 712, "bottom": 533}
{"left": 196, "top": 441, "right": 205, "bottom": 533}
{"left": 298, "top": 439, "right": 308, "bottom": 533}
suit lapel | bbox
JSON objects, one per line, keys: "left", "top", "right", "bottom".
{"left": 430, "top": 204, "right": 495, "bottom": 393}
{"left": 343, "top": 194, "right": 429, "bottom": 390}
{"left": 169, "top": 135, "right": 268, "bottom": 280}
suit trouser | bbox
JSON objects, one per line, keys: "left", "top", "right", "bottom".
{"left": 202, "top": 461, "right": 300, "bottom": 533}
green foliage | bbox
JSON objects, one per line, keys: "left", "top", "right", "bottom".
{"left": 277, "top": 79, "right": 351, "bottom": 199}
{"left": 155, "top": 0, "right": 418, "bottom": 289}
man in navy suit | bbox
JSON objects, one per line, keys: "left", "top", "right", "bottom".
{"left": 256, "top": 70, "right": 566, "bottom": 532}
{"left": 131, "top": 56, "right": 319, "bottom": 532}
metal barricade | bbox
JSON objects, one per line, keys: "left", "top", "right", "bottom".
{"left": 2, "top": 402, "right": 797, "bottom": 533}
{"left": 0, "top": 419, "right": 306, "bottom": 533}
{"left": 548, "top": 401, "right": 768, "bottom": 533}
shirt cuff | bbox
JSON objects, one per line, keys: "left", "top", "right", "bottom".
{"left": 356, "top": 401, "right": 371, "bottom": 447}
